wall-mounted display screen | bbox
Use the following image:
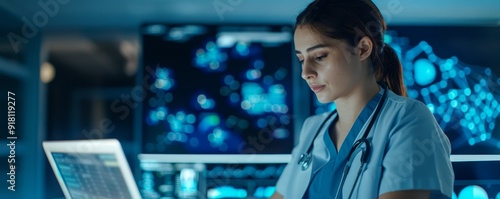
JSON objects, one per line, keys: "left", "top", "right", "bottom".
{"left": 141, "top": 24, "right": 295, "bottom": 154}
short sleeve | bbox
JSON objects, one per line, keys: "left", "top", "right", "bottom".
{"left": 378, "top": 101, "right": 454, "bottom": 198}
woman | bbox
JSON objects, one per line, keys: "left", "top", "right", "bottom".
{"left": 271, "top": 0, "right": 454, "bottom": 198}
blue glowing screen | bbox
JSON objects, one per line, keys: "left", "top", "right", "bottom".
{"left": 141, "top": 25, "right": 294, "bottom": 154}
{"left": 313, "top": 26, "right": 500, "bottom": 154}
{"left": 453, "top": 161, "right": 500, "bottom": 199}
{"left": 140, "top": 162, "right": 283, "bottom": 198}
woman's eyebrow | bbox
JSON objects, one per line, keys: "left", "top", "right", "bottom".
{"left": 295, "top": 44, "right": 330, "bottom": 54}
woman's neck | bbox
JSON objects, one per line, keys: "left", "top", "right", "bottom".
{"left": 334, "top": 81, "right": 380, "bottom": 132}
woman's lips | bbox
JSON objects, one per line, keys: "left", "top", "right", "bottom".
{"left": 310, "top": 85, "right": 326, "bottom": 93}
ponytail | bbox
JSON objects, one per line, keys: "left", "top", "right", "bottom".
{"left": 376, "top": 44, "right": 407, "bottom": 97}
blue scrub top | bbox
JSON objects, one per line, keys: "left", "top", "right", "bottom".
{"left": 305, "top": 90, "right": 382, "bottom": 198}
{"left": 275, "top": 85, "right": 454, "bottom": 199}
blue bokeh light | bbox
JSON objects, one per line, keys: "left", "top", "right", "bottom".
{"left": 208, "top": 186, "right": 247, "bottom": 199}
{"left": 199, "top": 114, "right": 221, "bottom": 132}
{"left": 154, "top": 68, "right": 175, "bottom": 90}
{"left": 194, "top": 41, "right": 228, "bottom": 71}
{"left": 273, "top": 128, "right": 289, "bottom": 139}
{"left": 229, "top": 93, "right": 240, "bottom": 103}
{"left": 241, "top": 82, "right": 287, "bottom": 115}
{"left": 246, "top": 69, "right": 262, "bottom": 80}
{"left": 197, "top": 94, "right": 216, "bottom": 109}
{"left": 208, "top": 128, "right": 227, "bottom": 146}
{"left": 458, "top": 185, "right": 488, "bottom": 199}
{"left": 253, "top": 186, "right": 276, "bottom": 198}
{"left": 414, "top": 59, "right": 437, "bottom": 86}
{"left": 253, "top": 59, "right": 264, "bottom": 69}
{"left": 274, "top": 68, "right": 288, "bottom": 80}
{"left": 236, "top": 42, "right": 250, "bottom": 56}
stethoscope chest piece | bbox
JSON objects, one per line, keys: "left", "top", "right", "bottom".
{"left": 299, "top": 153, "right": 312, "bottom": 170}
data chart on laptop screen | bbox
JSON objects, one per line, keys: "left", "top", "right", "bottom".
{"left": 51, "top": 153, "right": 132, "bottom": 199}
{"left": 312, "top": 26, "right": 500, "bottom": 154}
{"left": 141, "top": 24, "right": 295, "bottom": 154}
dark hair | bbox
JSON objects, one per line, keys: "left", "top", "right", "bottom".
{"left": 295, "top": 0, "right": 407, "bottom": 96}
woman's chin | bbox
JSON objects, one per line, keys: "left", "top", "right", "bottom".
{"left": 315, "top": 95, "right": 333, "bottom": 104}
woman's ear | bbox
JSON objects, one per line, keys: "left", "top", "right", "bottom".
{"left": 357, "top": 36, "right": 373, "bottom": 61}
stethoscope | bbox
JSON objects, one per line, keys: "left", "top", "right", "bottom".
{"left": 297, "top": 83, "right": 388, "bottom": 199}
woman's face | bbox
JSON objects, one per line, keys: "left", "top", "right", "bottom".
{"left": 294, "top": 26, "right": 368, "bottom": 103}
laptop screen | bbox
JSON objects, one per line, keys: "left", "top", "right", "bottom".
{"left": 43, "top": 139, "right": 141, "bottom": 199}
{"left": 51, "top": 152, "right": 133, "bottom": 199}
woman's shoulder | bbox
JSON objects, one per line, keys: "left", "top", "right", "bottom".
{"left": 383, "top": 89, "right": 443, "bottom": 135}
{"left": 385, "top": 89, "right": 434, "bottom": 117}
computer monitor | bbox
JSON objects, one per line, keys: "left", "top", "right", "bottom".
{"left": 140, "top": 24, "right": 299, "bottom": 154}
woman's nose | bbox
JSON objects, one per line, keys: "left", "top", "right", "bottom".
{"left": 301, "top": 61, "right": 316, "bottom": 80}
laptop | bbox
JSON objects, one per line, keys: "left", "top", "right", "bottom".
{"left": 43, "top": 139, "right": 142, "bottom": 199}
